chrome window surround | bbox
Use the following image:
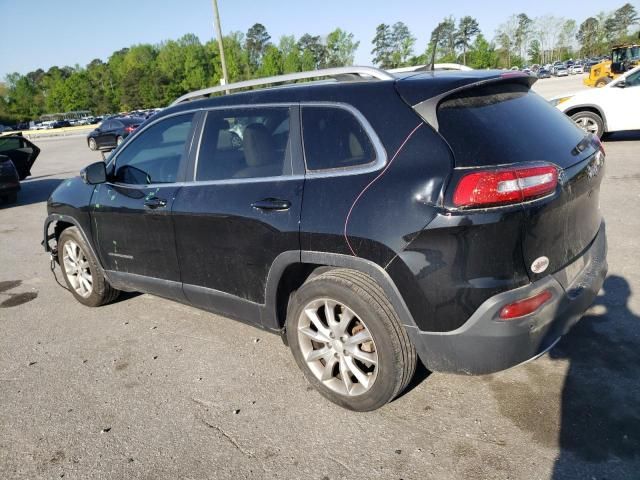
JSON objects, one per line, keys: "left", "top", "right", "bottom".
{"left": 107, "top": 102, "right": 387, "bottom": 188}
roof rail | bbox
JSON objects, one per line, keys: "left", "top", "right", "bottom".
{"left": 170, "top": 66, "right": 394, "bottom": 106}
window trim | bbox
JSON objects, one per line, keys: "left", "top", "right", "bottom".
{"left": 106, "top": 110, "right": 200, "bottom": 187}
{"left": 300, "top": 102, "right": 387, "bottom": 177}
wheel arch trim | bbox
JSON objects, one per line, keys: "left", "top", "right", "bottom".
{"left": 264, "top": 251, "right": 419, "bottom": 332}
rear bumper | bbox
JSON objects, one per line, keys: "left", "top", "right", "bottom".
{"left": 407, "top": 221, "right": 607, "bottom": 375}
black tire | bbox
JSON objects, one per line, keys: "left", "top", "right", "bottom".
{"left": 570, "top": 111, "right": 604, "bottom": 138}
{"left": 58, "top": 227, "right": 120, "bottom": 307}
{"left": 88, "top": 137, "right": 97, "bottom": 151}
{"left": 286, "top": 268, "right": 417, "bottom": 411}
{"left": 595, "top": 77, "right": 612, "bottom": 87}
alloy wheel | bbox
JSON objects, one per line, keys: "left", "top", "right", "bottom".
{"left": 62, "top": 240, "right": 93, "bottom": 298}
{"left": 297, "top": 298, "right": 378, "bottom": 396}
{"left": 574, "top": 116, "right": 600, "bottom": 136}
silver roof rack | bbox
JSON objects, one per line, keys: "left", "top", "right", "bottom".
{"left": 170, "top": 66, "right": 394, "bottom": 106}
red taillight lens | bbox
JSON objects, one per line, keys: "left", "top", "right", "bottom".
{"left": 499, "top": 290, "right": 553, "bottom": 320}
{"left": 124, "top": 125, "right": 137, "bottom": 133}
{"left": 453, "top": 164, "right": 558, "bottom": 208}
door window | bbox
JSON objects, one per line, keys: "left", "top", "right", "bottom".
{"left": 113, "top": 113, "right": 195, "bottom": 185}
{"left": 195, "top": 108, "right": 290, "bottom": 181}
{"left": 301, "top": 106, "right": 376, "bottom": 171}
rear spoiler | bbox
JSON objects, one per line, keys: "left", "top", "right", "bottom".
{"left": 397, "top": 72, "right": 536, "bottom": 131}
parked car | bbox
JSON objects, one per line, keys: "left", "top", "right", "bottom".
{"left": 0, "top": 133, "right": 40, "bottom": 203}
{"left": 537, "top": 69, "right": 551, "bottom": 79}
{"left": 51, "top": 120, "right": 71, "bottom": 129}
{"left": 555, "top": 66, "right": 569, "bottom": 77}
{"left": 86, "top": 117, "right": 144, "bottom": 151}
{"left": 44, "top": 67, "right": 607, "bottom": 411}
{"left": 551, "top": 65, "right": 640, "bottom": 137}
{"left": 570, "top": 64, "right": 584, "bottom": 74}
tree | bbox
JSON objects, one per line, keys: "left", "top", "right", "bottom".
{"left": 298, "top": 34, "right": 327, "bottom": 69}
{"left": 245, "top": 23, "right": 271, "bottom": 69}
{"left": 613, "top": 3, "right": 639, "bottom": 39}
{"left": 515, "top": 14, "right": 533, "bottom": 61}
{"left": 455, "top": 16, "right": 480, "bottom": 65}
{"left": 430, "top": 17, "right": 456, "bottom": 61}
{"left": 390, "top": 22, "right": 415, "bottom": 67}
{"left": 326, "top": 28, "right": 359, "bottom": 67}
{"left": 528, "top": 39, "right": 542, "bottom": 64}
{"left": 371, "top": 24, "right": 393, "bottom": 68}
{"left": 495, "top": 15, "right": 519, "bottom": 67}
{"left": 279, "top": 35, "right": 302, "bottom": 73}
{"left": 577, "top": 17, "right": 600, "bottom": 57}
{"left": 467, "top": 34, "right": 497, "bottom": 68}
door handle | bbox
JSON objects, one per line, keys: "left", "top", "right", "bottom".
{"left": 144, "top": 197, "right": 167, "bottom": 209}
{"left": 251, "top": 198, "right": 291, "bottom": 211}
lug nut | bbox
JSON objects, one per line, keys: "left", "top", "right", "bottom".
{"left": 329, "top": 332, "right": 335, "bottom": 339}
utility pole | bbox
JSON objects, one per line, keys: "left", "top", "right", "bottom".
{"left": 212, "top": 0, "right": 229, "bottom": 88}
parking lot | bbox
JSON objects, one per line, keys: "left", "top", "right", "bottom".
{"left": 1, "top": 75, "right": 639, "bottom": 480}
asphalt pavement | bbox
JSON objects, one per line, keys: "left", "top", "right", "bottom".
{"left": 1, "top": 81, "right": 639, "bottom": 479}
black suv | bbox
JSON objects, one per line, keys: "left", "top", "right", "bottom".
{"left": 44, "top": 67, "right": 607, "bottom": 411}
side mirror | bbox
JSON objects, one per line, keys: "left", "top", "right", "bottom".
{"left": 615, "top": 80, "right": 626, "bottom": 88}
{"left": 81, "top": 161, "right": 107, "bottom": 185}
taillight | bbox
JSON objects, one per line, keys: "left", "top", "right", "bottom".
{"left": 499, "top": 290, "right": 553, "bottom": 320}
{"left": 453, "top": 164, "right": 558, "bottom": 208}
{"left": 124, "top": 125, "right": 137, "bottom": 133}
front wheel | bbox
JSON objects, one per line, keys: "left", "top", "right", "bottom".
{"left": 58, "top": 227, "right": 120, "bottom": 307}
{"left": 595, "top": 77, "right": 612, "bottom": 87}
{"left": 88, "top": 137, "right": 97, "bottom": 151}
{"left": 571, "top": 111, "right": 604, "bottom": 138}
{"left": 286, "top": 269, "right": 416, "bottom": 411}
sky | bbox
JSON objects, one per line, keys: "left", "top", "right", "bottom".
{"left": 0, "top": 0, "right": 634, "bottom": 78}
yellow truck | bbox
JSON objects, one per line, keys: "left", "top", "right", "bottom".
{"left": 584, "top": 44, "right": 640, "bottom": 87}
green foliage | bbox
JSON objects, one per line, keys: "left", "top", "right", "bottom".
{"left": 1, "top": 26, "right": 358, "bottom": 122}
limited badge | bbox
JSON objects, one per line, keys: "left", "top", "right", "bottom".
{"left": 531, "top": 256, "right": 550, "bottom": 274}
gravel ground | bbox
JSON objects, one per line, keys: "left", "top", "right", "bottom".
{"left": 1, "top": 86, "right": 639, "bottom": 480}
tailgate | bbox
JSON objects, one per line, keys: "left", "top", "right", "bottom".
{"left": 523, "top": 149, "right": 604, "bottom": 281}
{"left": 423, "top": 78, "right": 605, "bottom": 280}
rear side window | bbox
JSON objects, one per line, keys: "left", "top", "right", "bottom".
{"left": 437, "top": 83, "right": 585, "bottom": 167}
{"left": 114, "top": 113, "right": 194, "bottom": 184}
{"left": 302, "top": 107, "right": 376, "bottom": 171}
{"left": 196, "top": 107, "right": 290, "bottom": 181}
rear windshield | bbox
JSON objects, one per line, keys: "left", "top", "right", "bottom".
{"left": 437, "top": 83, "right": 585, "bottom": 168}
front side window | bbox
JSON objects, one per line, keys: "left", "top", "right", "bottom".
{"left": 113, "top": 113, "right": 194, "bottom": 185}
{"left": 196, "top": 108, "right": 290, "bottom": 181}
{"left": 301, "top": 106, "right": 376, "bottom": 171}
{"left": 0, "top": 136, "right": 22, "bottom": 152}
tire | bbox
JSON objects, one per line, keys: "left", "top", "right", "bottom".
{"left": 58, "top": 227, "right": 120, "bottom": 307}
{"left": 88, "top": 137, "right": 97, "bottom": 151}
{"left": 116, "top": 135, "right": 124, "bottom": 146}
{"left": 570, "top": 111, "right": 604, "bottom": 138}
{"left": 595, "top": 77, "right": 612, "bottom": 87}
{"left": 286, "top": 268, "right": 417, "bottom": 411}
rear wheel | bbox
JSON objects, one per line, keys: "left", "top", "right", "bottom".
{"left": 570, "top": 111, "right": 604, "bottom": 138}
{"left": 58, "top": 227, "right": 119, "bottom": 307}
{"left": 116, "top": 135, "right": 124, "bottom": 146}
{"left": 88, "top": 137, "right": 97, "bottom": 151}
{"left": 286, "top": 269, "right": 416, "bottom": 411}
